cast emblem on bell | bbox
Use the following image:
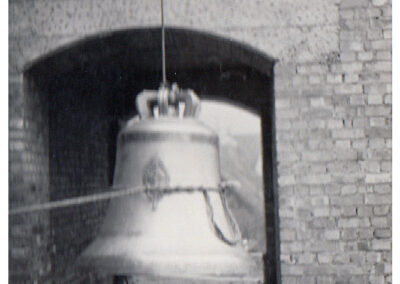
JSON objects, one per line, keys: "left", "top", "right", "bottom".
{"left": 142, "top": 156, "right": 170, "bottom": 209}
{"left": 77, "top": 84, "right": 257, "bottom": 282}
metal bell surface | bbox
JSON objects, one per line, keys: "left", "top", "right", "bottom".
{"left": 78, "top": 86, "right": 257, "bottom": 282}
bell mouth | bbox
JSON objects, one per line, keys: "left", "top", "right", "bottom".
{"left": 77, "top": 250, "right": 259, "bottom": 281}
{"left": 76, "top": 192, "right": 260, "bottom": 281}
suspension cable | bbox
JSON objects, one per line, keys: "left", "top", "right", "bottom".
{"left": 161, "top": 0, "right": 167, "bottom": 86}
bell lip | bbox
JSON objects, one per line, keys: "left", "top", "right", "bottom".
{"left": 75, "top": 252, "right": 259, "bottom": 281}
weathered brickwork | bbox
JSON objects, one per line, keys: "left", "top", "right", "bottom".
{"left": 9, "top": 0, "right": 391, "bottom": 283}
{"left": 9, "top": 78, "right": 52, "bottom": 283}
{"left": 275, "top": 0, "right": 392, "bottom": 283}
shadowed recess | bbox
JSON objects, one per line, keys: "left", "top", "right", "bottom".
{"left": 23, "top": 27, "right": 278, "bottom": 283}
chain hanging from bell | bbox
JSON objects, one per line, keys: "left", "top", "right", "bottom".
{"left": 77, "top": 84, "right": 257, "bottom": 282}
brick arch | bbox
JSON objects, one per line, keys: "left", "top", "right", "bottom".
{"left": 23, "top": 27, "right": 279, "bottom": 283}
{"left": 25, "top": 28, "right": 275, "bottom": 80}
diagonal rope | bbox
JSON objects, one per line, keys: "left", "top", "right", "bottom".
{"left": 8, "top": 184, "right": 232, "bottom": 216}
{"left": 9, "top": 181, "right": 244, "bottom": 248}
{"left": 9, "top": 186, "right": 141, "bottom": 215}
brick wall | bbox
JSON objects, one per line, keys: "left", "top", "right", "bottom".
{"left": 9, "top": 0, "right": 391, "bottom": 283}
{"left": 9, "top": 77, "right": 52, "bottom": 282}
{"left": 275, "top": 0, "right": 392, "bottom": 283}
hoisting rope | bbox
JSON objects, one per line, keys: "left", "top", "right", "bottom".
{"left": 8, "top": 185, "right": 222, "bottom": 215}
{"left": 9, "top": 182, "right": 243, "bottom": 247}
{"left": 161, "top": 0, "right": 167, "bottom": 87}
{"left": 202, "top": 190, "right": 242, "bottom": 246}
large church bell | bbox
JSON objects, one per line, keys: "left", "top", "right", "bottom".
{"left": 77, "top": 85, "right": 257, "bottom": 282}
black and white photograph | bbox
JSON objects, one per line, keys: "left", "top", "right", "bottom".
{"left": 8, "top": 0, "right": 393, "bottom": 283}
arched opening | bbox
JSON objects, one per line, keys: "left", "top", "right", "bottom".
{"left": 23, "top": 27, "right": 278, "bottom": 283}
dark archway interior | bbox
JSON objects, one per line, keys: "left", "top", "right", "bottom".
{"left": 24, "top": 28, "right": 278, "bottom": 283}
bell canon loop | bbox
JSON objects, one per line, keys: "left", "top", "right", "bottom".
{"left": 77, "top": 84, "right": 258, "bottom": 282}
